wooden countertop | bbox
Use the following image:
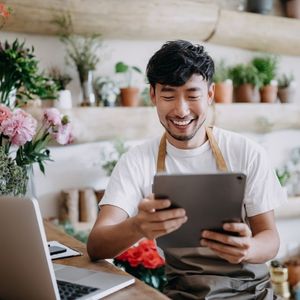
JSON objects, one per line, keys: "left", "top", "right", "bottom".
{"left": 45, "top": 221, "right": 169, "bottom": 300}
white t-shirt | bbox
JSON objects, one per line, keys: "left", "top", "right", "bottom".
{"left": 100, "top": 127, "right": 287, "bottom": 219}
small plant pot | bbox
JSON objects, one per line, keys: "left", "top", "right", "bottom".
{"left": 285, "top": 0, "right": 300, "bottom": 19}
{"left": 278, "top": 87, "right": 295, "bottom": 103}
{"left": 246, "top": 0, "right": 273, "bottom": 14}
{"left": 260, "top": 85, "right": 278, "bottom": 103}
{"left": 235, "top": 84, "right": 257, "bottom": 103}
{"left": 120, "top": 87, "right": 140, "bottom": 107}
{"left": 285, "top": 258, "right": 300, "bottom": 288}
{"left": 41, "top": 99, "right": 56, "bottom": 108}
{"left": 214, "top": 81, "right": 233, "bottom": 104}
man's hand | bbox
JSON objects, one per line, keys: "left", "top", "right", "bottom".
{"left": 200, "top": 223, "right": 253, "bottom": 264}
{"left": 132, "top": 194, "right": 187, "bottom": 240}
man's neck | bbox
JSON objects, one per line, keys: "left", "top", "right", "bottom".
{"left": 166, "top": 127, "right": 207, "bottom": 150}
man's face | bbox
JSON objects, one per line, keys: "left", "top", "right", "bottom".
{"left": 150, "top": 74, "right": 214, "bottom": 148}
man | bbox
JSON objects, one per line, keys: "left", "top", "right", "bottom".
{"left": 88, "top": 40, "right": 286, "bottom": 299}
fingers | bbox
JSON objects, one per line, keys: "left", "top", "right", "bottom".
{"left": 223, "top": 223, "right": 252, "bottom": 237}
{"left": 200, "top": 238, "right": 249, "bottom": 263}
{"left": 138, "top": 197, "right": 171, "bottom": 212}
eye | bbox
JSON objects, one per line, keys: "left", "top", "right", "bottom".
{"left": 162, "top": 96, "right": 174, "bottom": 101}
{"left": 188, "top": 96, "right": 201, "bottom": 100}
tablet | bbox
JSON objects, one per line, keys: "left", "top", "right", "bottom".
{"left": 153, "top": 173, "right": 246, "bottom": 249}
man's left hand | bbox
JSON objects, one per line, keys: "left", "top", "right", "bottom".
{"left": 200, "top": 223, "right": 253, "bottom": 264}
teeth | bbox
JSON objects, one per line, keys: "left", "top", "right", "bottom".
{"left": 172, "top": 120, "right": 191, "bottom": 126}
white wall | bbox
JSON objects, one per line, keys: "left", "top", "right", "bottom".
{"left": 1, "top": 32, "right": 300, "bottom": 105}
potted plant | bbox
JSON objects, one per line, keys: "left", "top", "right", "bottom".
{"left": 246, "top": 0, "right": 273, "bottom": 14}
{"left": 213, "top": 60, "right": 233, "bottom": 104}
{"left": 229, "top": 64, "right": 261, "bottom": 103}
{"left": 0, "top": 39, "right": 56, "bottom": 108}
{"left": 53, "top": 13, "right": 102, "bottom": 106}
{"left": 282, "top": 0, "right": 300, "bottom": 19}
{"left": 48, "top": 67, "right": 73, "bottom": 109}
{"left": 277, "top": 73, "right": 296, "bottom": 103}
{"left": 94, "top": 76, "right": 120, "bottom": 107}
{"left": 252, "top": 55, "right": 278, "bottom": 103}
{"left": 115, "top": 61, "right": 142, "bottom": 107}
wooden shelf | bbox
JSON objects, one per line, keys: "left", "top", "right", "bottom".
{"left": 4, "top": 1, "right": 300, "bottom": 56}
{"left": 26, "top": 103, "right": 300, "bottom": 143}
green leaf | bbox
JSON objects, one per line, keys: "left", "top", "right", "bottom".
{"left": 115, "top": 62, "right": 129, "bottom": 73}
{"left": 132, "top": 66, "right": 142, "bottom": 74}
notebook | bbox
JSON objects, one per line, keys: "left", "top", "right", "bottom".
{"left": 0, "top": 196, "right": 135, "bottom": 300}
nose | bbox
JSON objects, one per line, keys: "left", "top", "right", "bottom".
{"left": 174, "top": 98, "right": 190, "bottom": 117}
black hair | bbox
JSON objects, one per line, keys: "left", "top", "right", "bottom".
{"left": 146, "top": 40, "right": 215, "bottom": 88}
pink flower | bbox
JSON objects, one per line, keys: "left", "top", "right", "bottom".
{"left": 52, "top": 122, "right": 73, "bottom": 145}
{"left": 0, "top": 105, "right": 12, "bottom": 125}
{"left": 0, "top": 109, "right": 37, "bottom": 146}
{"left": 43, "top": 108, "right": 62, "bottom": 127}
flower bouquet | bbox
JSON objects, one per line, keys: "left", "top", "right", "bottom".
{"left": 114, "top": 239, "right": 167, "bottom": 291}
{"left": 0, "top": 106, "right": 72, "bottom": 196}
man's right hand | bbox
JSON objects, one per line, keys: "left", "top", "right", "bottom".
{"left": 132, "top": 194, "right": 187, "bottom": 240}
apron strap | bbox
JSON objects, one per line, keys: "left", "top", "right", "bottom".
{"left": 206, "top": 126, "right": 228, "bottom": 172}
{"left": 157, "top": 127, "right": 228, "bottom": 173}
{"left": 157, "top": 132, "right": 167, "bottom": 173}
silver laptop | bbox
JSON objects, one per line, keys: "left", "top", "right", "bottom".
{"left": 0, "top": 196, "right": 135, "bottom": 300}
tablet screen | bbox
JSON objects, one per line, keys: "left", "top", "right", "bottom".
{"left": 153, "top": 173, "right": 246, "bottom": 249}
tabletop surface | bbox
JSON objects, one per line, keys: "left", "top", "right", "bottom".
{"left": 45, "top": 221, "right": 169, "bottom": 300}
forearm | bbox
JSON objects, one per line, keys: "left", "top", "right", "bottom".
{"left": 246, "top": 229, "right": 280, "bottom": 264}
{"left": 87, "top": 217, "right": 143, "bottom": 261}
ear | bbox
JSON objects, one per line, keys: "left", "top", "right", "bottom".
{"left": 207, "top": 83, "right": 215, "bottom": 105}
{"left": 150, "top": 85, "right": 156, "bottom": 106}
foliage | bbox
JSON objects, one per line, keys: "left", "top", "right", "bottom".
{"left": 213, "top": 60, "right": 232, "bottom": 83}
{"left": 60, "top": 221, "right": 89, "bottom": 244}
{"left": 0, "top": 39, "right": 59, "bottom": 106}
{"left": 251, "top": 55, "right": 278, "bottom": 86}
{"left": 277, "top": 73, "right": 294, "bottom": 89}
{"left": 114, "top": 239, "right": 167, "bottom": 291}
{"left": 229, "top": 64, "right": 261, "bottom": 87}
{"left": 94, "top": 76, "right": 119, "bottom": 106}
{"left": 115, "top": 61, "right": 142, "bottom": 87}
{"left": 52, "top": 13, "right": 102, "bottom": 84}
{"left": 102, "top": 139, "right": 128, "bottom": 176}
{"left": 0, "top": 105, "right": 72, "bottom": 196}
{"left": 0, "top": 147, "right": 27, "bottom": 195}
{"left": 48, "top": 67, "right": 72, "bottom": 91}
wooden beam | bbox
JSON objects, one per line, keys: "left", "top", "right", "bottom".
{"left": 3, "top": 0, "right": 300, "bottom": 56}
{"left": 4, "top": 0, "right": 218, "bottom": 40}
{"left": 209, "top": 10, "right": 300, "bottom": 56}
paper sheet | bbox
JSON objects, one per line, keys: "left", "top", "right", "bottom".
{"left": 48, "top": 240, "right": 82, "bottom": 260}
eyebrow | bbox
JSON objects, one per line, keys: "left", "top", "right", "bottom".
{"left": 160, "top": 86, "right": 202, "bottom": 92}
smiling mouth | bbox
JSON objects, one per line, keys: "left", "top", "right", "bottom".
{"left": 170, "top": 119, "right": 194, "bottom": 127}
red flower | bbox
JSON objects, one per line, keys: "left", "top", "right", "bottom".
{"left": 115, "top": 239, "right": 165, "bottom": 269}
{"left": 0, "top": 3, "right": 11, "bottom": 18}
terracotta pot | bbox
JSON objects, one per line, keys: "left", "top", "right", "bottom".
{"left": 286, "top": 258, "right": 300, "bottom": 288}
{"left": 285, "top": 0, "right": 300, "bottom": 19}
{"left": 120, "top": 87, "right": 140, "bottom": 107}
{"left": 278, "top": 87, "right": 295, "bottom": 103}
{"left": 214, "top": 82, "right": 233, "bottom": 104}
{"left": 260, "top": 85, "right": 278, "bottom": 103}
{"left": 41, "top": 99, "right": 56, "bottom": 108}
{"left": 235, "top": 84, "right": 257, "bottom": 103}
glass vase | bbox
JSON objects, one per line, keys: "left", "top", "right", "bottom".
{"left": 80, "top": 70, "right": 96, "bottom": 106}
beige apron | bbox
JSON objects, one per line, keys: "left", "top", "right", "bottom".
{"left": 156, "top": 127, "right": 275, "bottom": 300}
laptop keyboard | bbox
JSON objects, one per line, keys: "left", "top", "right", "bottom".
{"left": 57, "top": 280, "right": 100, "bottom": 300}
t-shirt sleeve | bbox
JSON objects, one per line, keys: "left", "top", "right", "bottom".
{"left": 243, "top": 145, "right": 287, "bottom": 217}
{"left": 99, "top": 148, "right": 143, "bottom": 217}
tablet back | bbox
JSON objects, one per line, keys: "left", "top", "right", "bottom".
{"left": 153, "top": 173, "right": 246, "bottom": 249}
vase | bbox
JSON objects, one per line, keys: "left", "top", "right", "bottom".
{"left": 80, "top": 71, "right": 96, "bottom": 106}
{"left": 0, "top": 88, "right": 17, "bottom": 108}
{"left": 55, "top": 90, "right": 73, "bottom": 109}
{"left": 25, "top": 165, "right": 37, "bottom": 199}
